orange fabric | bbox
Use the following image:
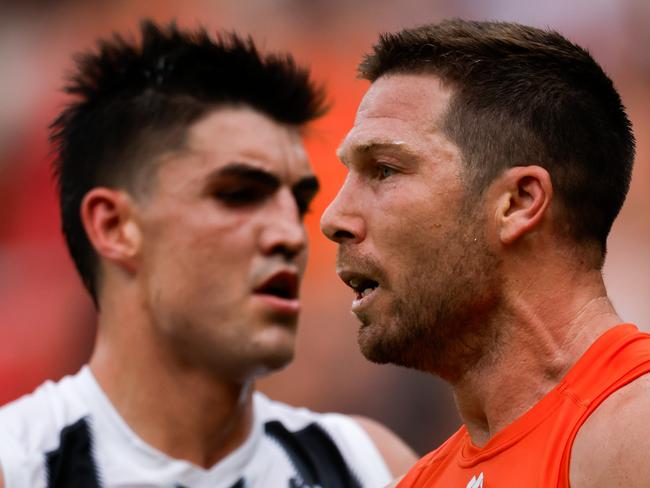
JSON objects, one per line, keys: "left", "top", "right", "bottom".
{"left": 398, "top": 324, "right": 650, "bottom": 487}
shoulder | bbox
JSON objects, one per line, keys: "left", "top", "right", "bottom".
{"left": 0, "top": 370, "right": 89, "bottom": 488}
{"left": 351, "top": 415, "right": 418, "bottom": 478}
{"left": 571, "top": 373, "right": 650, "bottom": 488}
{"left": 0, "top": 379, "right": 61, "bottom": 447}
{"left": 254, "top": 393, "right": 414, "bottom": 483}
{"left": 393, "top": 427, "right": 467, "bottom": 487}
{"left": 0, "top": 370, "right": 88, "bottom": 437}
{"left": 255, "top": 392, "right": 393, "bottom": 454}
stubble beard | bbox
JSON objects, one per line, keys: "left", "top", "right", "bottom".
{"left": 356, "top": 214, "right": 502, "bottom": 382}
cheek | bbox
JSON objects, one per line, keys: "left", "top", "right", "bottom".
{"left": 141, "top": 208, "right": 260, "bottom": 285}
{"left": 371, "top": 194, "right": 440, "bottom": 250}
{"left": 152, "top": 201, "right": 258, "bottom": 247}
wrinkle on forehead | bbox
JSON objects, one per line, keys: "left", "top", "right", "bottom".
{"left": 355, "top": 73, "right": 453, "bottom": 130}
{"left": 338, "top": 73, "right": 460, "bottom": 169}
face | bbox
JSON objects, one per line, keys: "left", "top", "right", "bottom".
{"left": 321, "top": 74, "right": 500, "bottom": 379}
{"left": 134, "top": 107, "right": 318, "bottom": 381}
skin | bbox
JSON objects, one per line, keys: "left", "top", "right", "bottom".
{"left": 321, "top": 73, "right": 501, "bottom": 381}
{"left": 87, "top": 107, "right": 317, "bottom": 467}
{"left": 0, "top": 106, "right": 417, "bottom": 482}
{"left": 321, "top": 73, "right": 647, "bottom": 486}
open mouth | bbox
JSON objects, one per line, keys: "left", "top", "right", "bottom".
{"left": 339, "top": 271, "right": 380, "bottom": 301}
{"left": 349, "top": 277, "right": 379, "bottom": 300}
{"left": 254, "top": 271, "right": 299, "bottom": 300}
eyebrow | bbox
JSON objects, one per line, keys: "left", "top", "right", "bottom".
{"left": 337, "top": 141, "right": 419, "bottom": 166}
{"left": 209, "top": 162, "right": 319, "bottom": 193}
{"left": 210, "top": 162, "right": 280, "bottom": 187}
{"left": 293, "top": 175, "right": 320, "bottom": 195}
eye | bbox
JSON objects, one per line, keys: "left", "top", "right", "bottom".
{"left": 377, "top": 165, "right": 396, "bottom": 180}
{"left": 295, "top": 200, "right": 311, "bottom": 217}
{"left": 214, "top": 185, "right": 271, "bottom": 206}
{"left": 292, "top": 178, "right": 320, "bottom": 219}
{"left": 293, "top": 191, "right": 317, "bottom": 218}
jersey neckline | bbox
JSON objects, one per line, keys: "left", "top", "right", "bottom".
{"left": 74, "top": 366, "right": 264, "bottom": 486}
{"left": 458, "top": 323, "right": 638, "bottom": 467}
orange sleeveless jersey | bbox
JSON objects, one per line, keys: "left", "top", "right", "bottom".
{"left": 398, "top": 324, "right": 650, "bottom": 488}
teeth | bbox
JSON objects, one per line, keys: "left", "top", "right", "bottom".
{"left": 349, "top": 278, "right": 361, "bottom": 288}
{"left": 361, "top": 288, "right": 374, "bottom": 298}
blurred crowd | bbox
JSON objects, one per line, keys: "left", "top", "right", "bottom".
{"left": 0, "top": 0, "right": 648, "bottom": 454}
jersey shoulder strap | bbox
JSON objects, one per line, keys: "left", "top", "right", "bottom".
{"left": 45, "top": 417, "right": 101, "bottom": 488}
{"left": 265, "top": 420, "right": 362, "bottom": 488}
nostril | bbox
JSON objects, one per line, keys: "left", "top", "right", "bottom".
{"left": 321, "top": 208, "right": 365, "bottom": 243}
{"left": 270, "top": 242, "right": 302, "bottom": 260}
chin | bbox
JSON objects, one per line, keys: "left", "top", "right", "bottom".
{"left": 356, "top": 319, "right": 395, "bottom": 365}
{"left": 358, "top": 336, "right": 394, "bottom": 365}
{"left": 252, "top": 325, "right": 297, "bottom": 370}
{"left": 252, "top": 348, "right": 295, "bottom": 377}
{"left": 356, "top": 313, "right": 423, "bottom": 368}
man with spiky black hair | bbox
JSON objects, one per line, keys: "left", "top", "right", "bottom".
{"left": 0, "top": 20, "right": 416, "bottom": 488}
{"left": 322, "top": 19, "right": 648, "bottom": 487}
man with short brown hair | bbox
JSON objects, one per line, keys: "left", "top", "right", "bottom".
{"left": 322, "top": 19, "right": 647, "bottom": 487}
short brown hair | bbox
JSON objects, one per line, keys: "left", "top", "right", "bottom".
{"left": 359, "top": 19, "right": 635, "bottom": 260}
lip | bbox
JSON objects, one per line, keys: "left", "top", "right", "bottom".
{"left": 253, "top": 294, "right": 301, "bottom": 315}
{"left": 338, "top": 269, "right": 381, "bottom": 313}
{"left": 253, "top": 269, "right": 300, "bottom": 316}
{"left": 351, "top": 286, "right": 379, "bottom": 313}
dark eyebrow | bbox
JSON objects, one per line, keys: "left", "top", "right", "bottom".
{"left": 292, "top": 175, "right": 320, "bottom": 215}
{"left": 208, "top": 162, "right": 319, "bottom": 197}
{"left": 292, "top": 175, "right": 320, "bottom": 194}
{"left": 209, "top": 162, "right": 280, "bottom": 188}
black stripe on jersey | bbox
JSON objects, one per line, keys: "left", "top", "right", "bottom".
{"left": 176, "top": 480, "right": 243, "bottom": 488}
{"left": 46, "top": 417, "right": 101, "bottom": 488}
{"left": 264, "top": 420, "right": 362, "bottom": 488}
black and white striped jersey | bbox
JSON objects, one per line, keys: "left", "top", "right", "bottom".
{"left": 0, "top": 367, "right": 391, "bottom": 487}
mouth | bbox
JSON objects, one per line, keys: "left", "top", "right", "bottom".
{"left": 253, "top": 270, "right": 300, "bottom": 315}
{"left": 338, "top": 270, "right": 380, "bottom": 310}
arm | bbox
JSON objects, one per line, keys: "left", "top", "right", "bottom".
{"left": 352, "top": 415, "right": 418, "bottom": 479}
{"left": 570, "top": 374, "right": 650, "bottom": 488}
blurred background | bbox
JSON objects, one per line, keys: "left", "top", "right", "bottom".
{"left": 0, "top": 0, "right": 648, "bottom": 456}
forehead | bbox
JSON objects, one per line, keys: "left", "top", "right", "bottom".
{"left": 339, "top": 73, "right": 455, "bottom": 159}
{"left": 169, "top": 106, "right": 312, "bottom": 183}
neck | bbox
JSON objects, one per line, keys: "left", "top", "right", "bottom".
{"left": 451, "top": 269, "right": 622, "bottom": 447}
{"left": 89, "top": 289, "right": 255, "bottom": 469}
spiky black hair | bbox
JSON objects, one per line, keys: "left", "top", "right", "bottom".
{"left": 50, "top": 20, "right": 327, "bottom": 302}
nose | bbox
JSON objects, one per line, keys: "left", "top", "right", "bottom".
{"left": 320, "top": 175, "right": 366, "bottom": 244}
{"left": 260, "top": 187, "right": 307, "bottom": 260}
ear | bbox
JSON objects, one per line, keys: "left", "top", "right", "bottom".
{"left": 494, "top": 166, "right": 553, "bottom": 245}
{"left": 80, "top": 188, "right": 142, "bottom": 272}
